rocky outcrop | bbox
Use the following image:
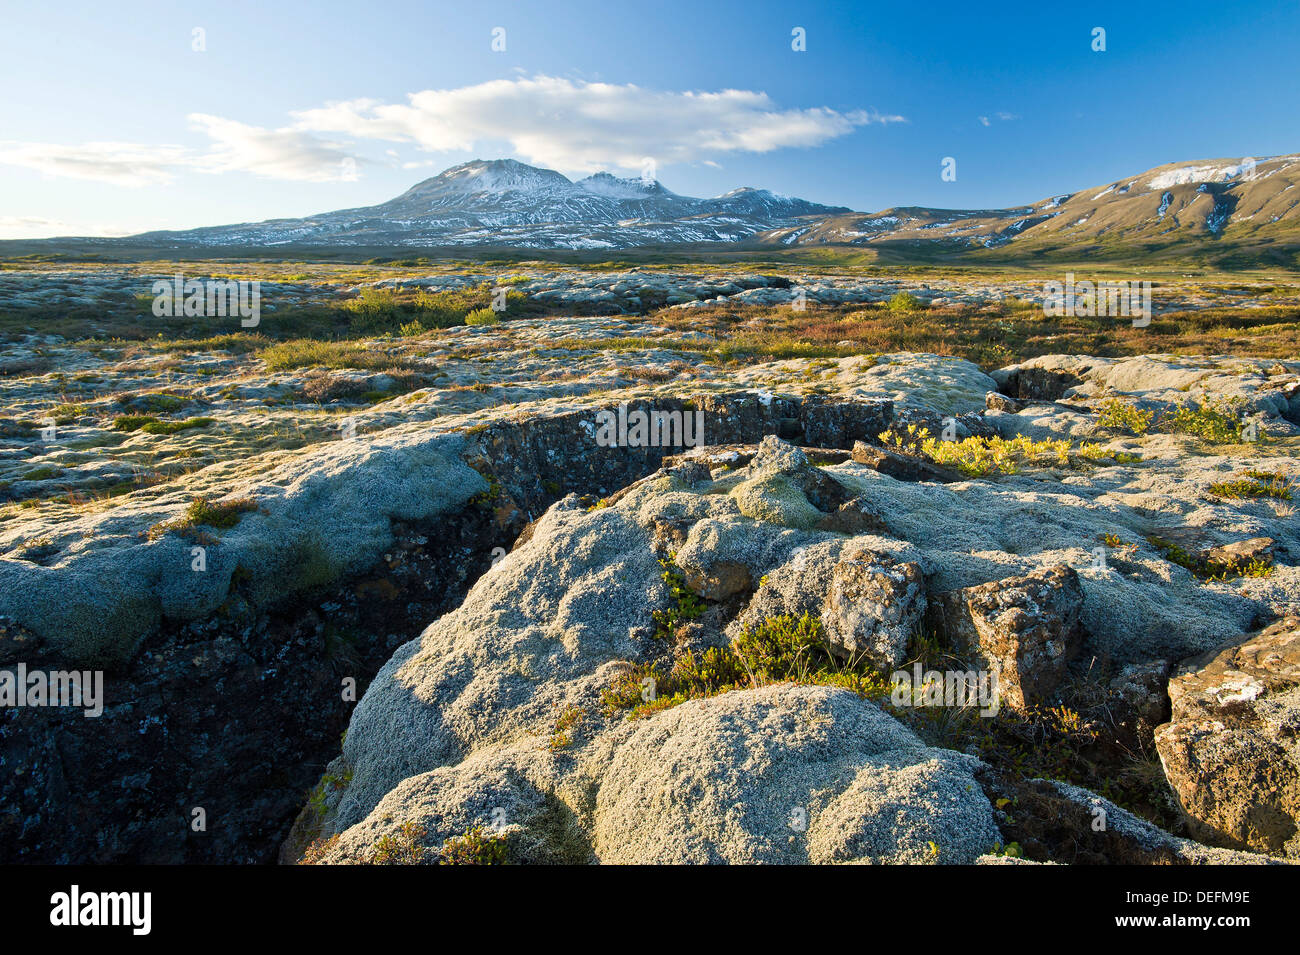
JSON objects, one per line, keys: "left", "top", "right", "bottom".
{"left": 929, "top": 566, "right": 1084, "bottom": 711}
{"left": 591, "top": 685, "right": 998, "bottom": 865}
{"left": 822, "top": 544, "right": 926, "bottom": 668}
{"left": 1155, "top": 616, "right": 1300, "bottom": 858}
{"left": 3, "top": 334, "right": 1297, "bottom": 867}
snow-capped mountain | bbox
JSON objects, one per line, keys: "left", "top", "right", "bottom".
{"left": 763, "top": 153, "right": 1300, "bottom": 254}
{"left": 134, "top": 158, "right": 851, "bottom": 250}
{"left": 29, "top": 154, "right": 1300, "bottom": 261}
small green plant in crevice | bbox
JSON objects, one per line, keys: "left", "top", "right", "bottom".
{"left": 963, "top": 703, "right": 1100, "bottom": 782}
{"left": 466, "top": 468, "right": 502, "bottom": 509}
{"left": 306, "top": 767, "right": 352, "bottom": 821}
{"left": 601, "top": 613, "right": 891, "bottom": 720}
{"left": 369, "top": 820, "right": 428, "bottom": 865}
{"left": 1208, "top": 471, "right": 1292, "bottom": 501}
{"left": 547, "top": 705, "right": 586, "bottom": 751}
{"left": 438, "top": 825, "right": 509, "bottom": 865}
{"left": 1147, "top": 535, "right": 1274, "bottom": 581}
{"left": 292, "top": 766, "right": 353, "bottom": 864}
{"left": 650, "top": 556, "right": 705, "bottom": 641}
{"left": 147, "top": 495, "right": 259, "bottom": 541}
{"left": 464, "top": 307, "right": 501, "bottom": 327}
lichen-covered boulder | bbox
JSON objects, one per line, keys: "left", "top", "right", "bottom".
{"left": 930, "top": 565, "right": 1083, "bottom": 711}
{"left": 1155, "top": 616, "right": 1300, "bottom": 858}
{"left": 821, "top": 544, "right": 926, "bottom": 669}
{"left": 592, "top": 684, "right": 999, "bottom": 864}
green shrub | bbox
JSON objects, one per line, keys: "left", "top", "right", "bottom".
{"left": 878, "top": 427, "right": 1139, "bottom": 477}
{"left": 1164, "top": 399, "right": 1245, "bottom": 443}
{"left": 887, "top": 291, "right": 923, "bottom": 313}
{"left": 1096, "top": 399, "right": 1155, "bottom": 435}
{"left": 1148, "top": 535, "right": 1275, "bottom": 580}
{"left": 438, "top": 825, "right": 509, "bottom": 865}
{"left": 1208, "top": 472, "right": 1292, "bottom": 500}
{"left": 259, "top": 340, "right": 411, "bottom": 372}
{"left": 370, "top": 820, "right": 428, "bottom": 865}
{"left": 601, "top": 613, "right": 891, "bottom": 720}
{"left": 147, "top": 495, "right": 259, "bottom": 540}
{"left": 464, "top": 308, "right": 500, "bottom": 326}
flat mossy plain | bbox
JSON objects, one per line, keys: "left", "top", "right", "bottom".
{"left": 1, "top": 259, "right": 1296, "bottom": 527}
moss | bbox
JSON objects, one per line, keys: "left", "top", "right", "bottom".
{"left": 50, "top": 402, "right": 91, "bottom": 424}
{"left": 138, "top": 393, "right": 186, "bottom": 413}
{"left": 112, "top": 414, "right": 159, "bottom": 431}
{"left": 148, "top": 495, "right": 259, "bottom": 541}
{"left": 139, "top": 416, "right": 214, "bottom": 435}
{"left": 730, "top": 473, "right": 823, "bottom": 528}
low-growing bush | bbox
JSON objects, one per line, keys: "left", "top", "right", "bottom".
{"left": 601, "top": 612, "right": 891, "bottom": 720}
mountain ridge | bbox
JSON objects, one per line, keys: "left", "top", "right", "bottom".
{"left": 11, "top": 154, "right": 1300, "bottom": 265}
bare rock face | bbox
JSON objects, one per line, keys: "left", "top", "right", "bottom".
{"left": 682, "top": 559, "right": 752, "bottom": 602}
{"left": 850, "top": 440, "right": 964, "bottom": 483}
{"left": 821, "top": 545, "right": 927, "bottom": 669}
{"left": 1205, "top": 537, "right": 1275, "bottom": 570}
{"left": 984, "top": 391, "right": 1025, "bottom": 413}
{"left": 1154, "top": 616, "right": 1300, "bottom": 859}
{"left": 1110, "top": 659, "right": 1172, "bottom": 726}
{"left": 931, "top": 565, "right": 1084, "bottom": 711}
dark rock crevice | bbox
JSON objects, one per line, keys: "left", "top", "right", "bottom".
{"left": 3, "top": 391, "right": 911, "bottom": 864}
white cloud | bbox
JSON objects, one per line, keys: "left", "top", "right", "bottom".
{"left": 291, "top": 76, "right": 902, "bottom": 174}
{"left": 0, "top": 214, "right": 160, "bottom": 239}
{"left": 0, "top": 141, "right": 189, "bottom": 186}
{"left": 0, "top": 77, "right": 901, "bottom": 187}
{"left": 979, "top": 112, "right": 1019, "bottom": 127}
{"left": 187, "top": 114, "right": 361, "bottom": 182}
{"left": 0, "top": 120, "right": 363, "bottom": 186}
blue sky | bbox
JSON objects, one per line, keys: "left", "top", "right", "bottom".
{"left": 2, "top": 0, "right": 1298, "bottom": 238}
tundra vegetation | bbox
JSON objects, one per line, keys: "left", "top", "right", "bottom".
{"left": 1, "top": 256, "right": 1297, "bottom": 866}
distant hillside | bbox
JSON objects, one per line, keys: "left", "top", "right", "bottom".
{"left": 763, "top": 154, "right": 1300, "bottom": 268}
{"left": 3, "top": 154, "right": 1297, "bottom": 269}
